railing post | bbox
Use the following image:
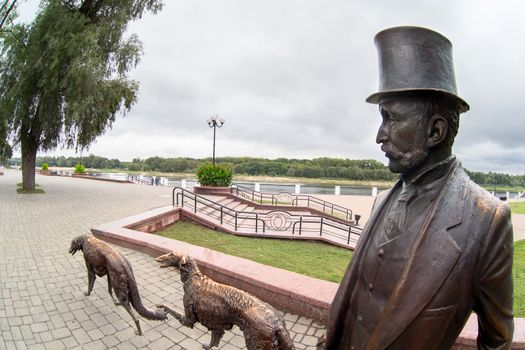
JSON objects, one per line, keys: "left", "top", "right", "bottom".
{"left": 181, "top": 191, "right": 184, "bottom": 207}
{"left": 255, "top": 213, "right": 258, "bottom": 233}
{"left": 347, "top": 225, "right": 351, "bottom": 245}
{"left": 323, "top": 202, "right": 326, "bottom": 213}
{"left": 235, "top": 212, "right": 238, "bottom": 231}
{"left": 299, "top": 216, "right": 302, "bottom": 236}
{"left": 220, "top": 206, "right": 223, "bottom": 224}
{"left": 194, "top": 195, "right": 197, "bottom": 213}
{"left": 331, "top": 203, "right": 334, "bottom": 215}
{"left": 320, "top": 217, "right": 324, "bottom": 236}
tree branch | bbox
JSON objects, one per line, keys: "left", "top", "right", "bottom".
{"left": 0, "top": 0, "right": 16, "bottom": 30}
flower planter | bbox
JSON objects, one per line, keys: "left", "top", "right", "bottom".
{"left": 193, "top": 185, "right": 231, "bottom": 195}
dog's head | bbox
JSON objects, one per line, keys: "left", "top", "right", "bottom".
{"left": 156, "top": 251, "right": 188, "bottom": 270}
{"left": 69, "top": 235, "right": 85, "bottom": 255}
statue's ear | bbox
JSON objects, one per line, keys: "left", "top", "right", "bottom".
{"left": 427, "top": 114, "right": 448, "bottom": 148}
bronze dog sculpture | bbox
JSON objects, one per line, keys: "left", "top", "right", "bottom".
{"left": 156, "top": 251, "right": 295, "bottom": 350}
{"left": 69, "top": 234, "right": 167, "bottom": 335}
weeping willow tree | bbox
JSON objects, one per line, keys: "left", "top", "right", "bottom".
{"left": 0, "top": 0, "right": 163, "bottom": 190}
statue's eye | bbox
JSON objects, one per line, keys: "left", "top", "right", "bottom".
{"left": 380, "top": 109, "right": 391, "bottom": 121}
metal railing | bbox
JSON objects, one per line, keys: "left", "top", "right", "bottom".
{"left": 291, "top": 215, "right": 362, "bottom": 246}
{"left": 230, "top": 184, "right": 354, "bottom": 221}
{"left": 172, "top": 187, "right": 362, "bottom": 248}
{"left": 173, "top": 187, "right": 266, "bottom": 233}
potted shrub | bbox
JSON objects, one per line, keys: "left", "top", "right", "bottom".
{"left": 194, "top": 163, "right": 233, "bottom": 194}
{"left": 40, "top": 163, "right": 50, "bottom": 175}
{"left": 73, "top": 164, "right": 86, "bottom": 175}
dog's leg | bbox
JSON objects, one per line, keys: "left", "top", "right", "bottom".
{"left": 156, "top": 303, "right": 183, "bottom": 319}
{"left": 121, "top": 301, "right": 142, "bottom": 336}
{"left": 203, "top": 329, "right": 225, "bottom": 349}
{"left": 85, "top": 262, "right": 96, "bottom": 296}
{"left": 157, "top": 303, "right": 197, "bottom": 328}
{"left": 107, "top": 274, "right": 120, "bottom": 305}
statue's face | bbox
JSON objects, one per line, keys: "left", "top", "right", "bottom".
{"left": 376, "top": 97, "right": 430, "bottom": 175}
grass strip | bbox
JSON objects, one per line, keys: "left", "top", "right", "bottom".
{"left": 514, "top": 240, "right": 525, "bottom": 317}
{"left": 510, "top": 202, "right": 525, "bottom": 215}
{"left": 157, "top": 220, "right": 352, "bottom": 283}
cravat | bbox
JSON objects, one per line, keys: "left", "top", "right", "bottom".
{"left": 384, "top": 184, "right": 418, "bottom": 239}
{"left": 397, "top": 184, "right": 418, "bottom": 229}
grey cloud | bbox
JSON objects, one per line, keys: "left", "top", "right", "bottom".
{"left": 20, "top": 0, "right": 525, "bottom": 173}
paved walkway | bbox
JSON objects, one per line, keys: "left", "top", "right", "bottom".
{"left": 0, "top": 170, "right": 323, "bottom": 350}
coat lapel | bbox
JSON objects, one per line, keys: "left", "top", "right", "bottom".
{"left": 366, "top": 162, "right": 468, "bottom": 350}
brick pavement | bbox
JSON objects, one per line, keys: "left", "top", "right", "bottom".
{"left": 0, "top": 170, "right": 324, "bottom": 349}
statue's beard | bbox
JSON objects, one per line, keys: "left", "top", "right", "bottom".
{"left": 385, "top": 147, "right": 429, "bottom": 174}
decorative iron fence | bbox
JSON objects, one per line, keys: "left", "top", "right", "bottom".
{"left": 172, "top": 187, "right": 362, "bottom": 248}
{"left": 230, "top": 184, "right": 354, "bottom": 221}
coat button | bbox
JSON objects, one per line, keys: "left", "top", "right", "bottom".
{"left": 368, "top": 282, "right": 374, "bottom": 291}
{"left": 378, "top": 248, "right": 384, "bottom": 257}
{"left": 357, "top": 315, "right": 363, "bottom": 322}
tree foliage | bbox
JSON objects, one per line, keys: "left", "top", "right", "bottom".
{"left": 0, "top": 0, "right": 162, "bottom": 189}
{"left": 0, "top": 0, "right": 17, "bottom": 30}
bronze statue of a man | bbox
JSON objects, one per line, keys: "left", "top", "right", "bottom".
{"left": 323, "top": 26, "right": 514, "bottom": 349}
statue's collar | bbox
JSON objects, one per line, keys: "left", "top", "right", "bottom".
{"left": 400, "top": 155, "right": 456, "bottom": 187}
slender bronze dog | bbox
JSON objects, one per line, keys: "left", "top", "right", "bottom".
{"left": 156, "top": 251, "right": 295, "bottom": 350}
{"left": 69, "top": 234, "right": 167, "bottom": 335}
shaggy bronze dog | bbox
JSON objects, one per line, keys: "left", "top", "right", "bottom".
{"left": 156, "top": 251, "right": 295, "bottom": 350}
{"left": 69, "top": 234, "right": 167, "bottom": 335}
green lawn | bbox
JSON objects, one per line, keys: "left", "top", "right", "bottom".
{"left": 510, "top": 202, "right": 525, "bottom": 215}
{"left": 157, "top": 220, "right": 352, "bottom": 283}
{"left": 157, "top": 221, "right": 525, "bottom": 316}
{"left": 514, "top": 240, "right": 525, "bottom": 316}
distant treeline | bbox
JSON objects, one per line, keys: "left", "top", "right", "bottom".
{"left": 465, "top": 170, "right": 525, "bottom": 188}
{"left": 10, "top": 154, "right": 525, "bottom": 187}
{"left": 21, "top": 155, "right": 397, "bottom": 182}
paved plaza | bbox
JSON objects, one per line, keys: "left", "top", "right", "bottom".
{"left": 0, "top": 170, "right": 324, "bottom": 349}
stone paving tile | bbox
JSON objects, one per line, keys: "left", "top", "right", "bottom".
{"left": 0, "top": 170, "right": 327, "bottom": 349}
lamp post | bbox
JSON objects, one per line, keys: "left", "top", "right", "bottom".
{"left": 207, "top": 114, "right": 225, "bottom": 166}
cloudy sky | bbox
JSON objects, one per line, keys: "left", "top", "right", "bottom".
{"left": 18, "top": 1, "right": 525, "bottom": 173}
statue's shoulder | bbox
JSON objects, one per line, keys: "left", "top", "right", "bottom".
{"left": 461, "top": 168, "right": 509, "bottom": 215}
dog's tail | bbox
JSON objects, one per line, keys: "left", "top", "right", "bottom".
{"left": 273, "top": 321, "right": 295, "bottom": 350}
{"left": 128, "top": 270, "right": 167, "bottom": 321}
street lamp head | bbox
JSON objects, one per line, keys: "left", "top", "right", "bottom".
{"left": 219, "top": 118, "right": 225, "bottom": 125}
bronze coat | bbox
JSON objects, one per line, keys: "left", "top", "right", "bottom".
{"left": 325, "top": 161, "right": 514, "bottom": 350}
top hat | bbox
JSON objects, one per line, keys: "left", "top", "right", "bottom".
{"left": 366, "top": 26, "right": 469, "bottom": 113}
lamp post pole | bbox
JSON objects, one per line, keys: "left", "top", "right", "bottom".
{"left": 207, "top": 115, "right": 225, "bottom": 166}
